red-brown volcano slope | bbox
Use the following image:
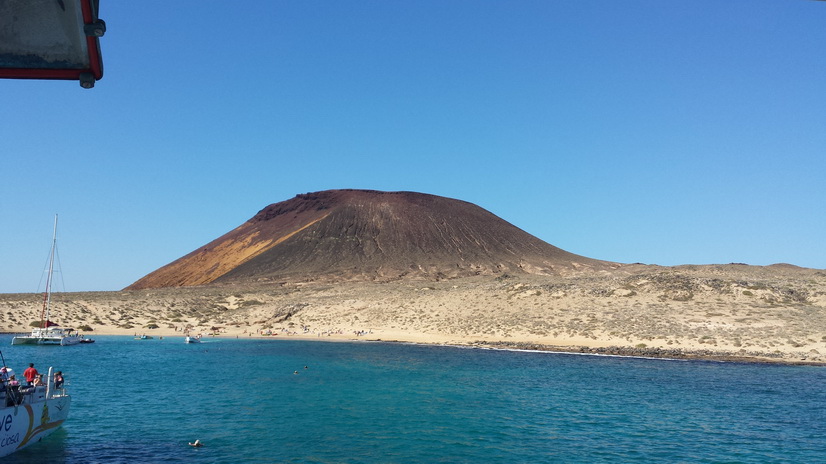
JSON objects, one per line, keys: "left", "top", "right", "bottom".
{"left": 126, "top": 190, "right": 617, "bottom": 289}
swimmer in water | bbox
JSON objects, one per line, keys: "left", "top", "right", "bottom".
{"left": 189, "top": 440, "right": 203, "bottom": 447}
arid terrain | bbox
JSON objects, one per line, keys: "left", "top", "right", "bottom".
{"left": 126, "top": 190, "right": 616, "bottom": 289}
{"left": 4, "top": 191, "right": 824, "bottom": 363}
{"left": 3, "top": 263, "right": 825, "bottom": 364}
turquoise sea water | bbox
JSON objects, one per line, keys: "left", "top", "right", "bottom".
{"left": 1, "top": 334, "right": 824, "bottom": 463}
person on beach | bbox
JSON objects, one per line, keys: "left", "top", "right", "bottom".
{"left": 23, "top": 363, "right": 38, "bottom": 386}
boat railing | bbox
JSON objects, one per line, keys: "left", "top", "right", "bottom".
{"left": 1, "top": 382, "right": 25, "bottom": 407}
{"left": 0, "top": 367, "right": 68, "bottom": 407}
{"left": 44, "top": 366, "right": 69, "bottom": 398}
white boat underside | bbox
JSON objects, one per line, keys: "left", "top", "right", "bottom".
{"left": 12, "top": 327, "right": 82, "bottom": 346}
{"left": 11, "top": 336, "right": 81, "bottom": 346}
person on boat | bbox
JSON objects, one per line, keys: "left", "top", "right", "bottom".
{"left": 54, "top": 371, "right": 64, "bottom": 389}
{"left": 0, "top": 366, "right": 9, "bottom": 382}
{"left": 5, "top": 376, "right": 21, "bottom": 406}
{"left": 33, "top": 374, "right": 45, "bottom": 387}
{"left": 23, "top": 363, "right": 38, "bottom": 386}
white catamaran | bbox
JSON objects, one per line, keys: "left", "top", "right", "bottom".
{"left": 12, "top": 215, "right": 84, "bottom": 346}
{"left": 0, "top": 355, "right": 71, "bottom": 457}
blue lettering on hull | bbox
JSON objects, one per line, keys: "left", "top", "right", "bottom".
{"left": 1, "top": 433, "right": 20, "bottom": 448}
{"left": 1, "top": 413, "right": 12, "bottom": 431}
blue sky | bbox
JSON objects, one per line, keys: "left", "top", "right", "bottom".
{"left": 2, "top": 0, "right": 824, "bottom": 293}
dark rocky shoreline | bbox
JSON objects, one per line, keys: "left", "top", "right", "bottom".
{"left": 472, "top": 341, "right": 826, "bottom": 366}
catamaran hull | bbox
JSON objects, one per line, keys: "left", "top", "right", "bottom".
{"left": 0, "top": 395, "right": 71, "bottom": 457}
{"left": 11, "top": 336, "right": 81, "bottom": 346}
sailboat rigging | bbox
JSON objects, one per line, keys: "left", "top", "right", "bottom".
{"left": 11, "top": 215, "right": 86, "bottom": 346}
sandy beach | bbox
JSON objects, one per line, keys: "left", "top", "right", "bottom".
{"left": 2, "top": 264, "right": 825, "bottom": 364}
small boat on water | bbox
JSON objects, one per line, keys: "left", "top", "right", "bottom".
{"left": 185, "top": 335, "right": 201, "bottom": 344}
{"left": 0, "top": 355, "right": 71, "bottom": 457}
{"left": 12, "top": 215, "right": 84, "bottom": 347}
{"left": 135, "top": 335, "right": 153, "bottom": 340}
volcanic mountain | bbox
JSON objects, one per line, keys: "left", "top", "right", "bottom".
{"left": 126, "top": 190, "right": 616, "bottom": 290}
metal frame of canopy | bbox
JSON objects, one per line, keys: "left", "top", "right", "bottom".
{"left": 0, "top": 0, "right": 105, "bottom": 88}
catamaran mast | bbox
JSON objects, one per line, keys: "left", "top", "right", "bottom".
{"left": 40, "top": 214, "right": 58, "bottom": 328}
